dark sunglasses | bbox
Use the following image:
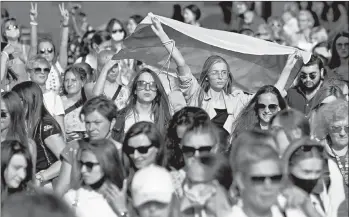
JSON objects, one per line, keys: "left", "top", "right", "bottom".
{"left": 182, "top": 145, "right": 213, "bottom": 157}
{"left": 124, "top": 144, "right": 155, "bottom": 155}
{"left": 6, "top": 25, "right": 18, "bottom": 30}
{"left": 112, "top": 29, "right": 123, "bottom": 34}
{"left": 33, "top": 67, "right": 50, "bottom": 74}
{"left": 39, "top": 48, "right": 54, "bottom": 54}
{"left": 136, "top": 81, "right": 157, "bottom": 91}
{"left": 1, "top": 111, "right": 9, "bottom": 118}
{"left": 330, "top": 125, "right": 349, "bottom": 134}
{"left": 300, "top": 145, "right": 324, "bottom": 152}
{"left": 79, "top": 161, "right": 100, "bottom": 170}
{"left": 249, "top": 174, "right": 283, "bottom": 185}
{"left": 256, "top": 103, "right": 279, "bottom": 112}
{"left": 300, "top": 73, "right": 317, "bottom": 80}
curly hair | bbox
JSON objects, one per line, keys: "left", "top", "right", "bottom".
{"left": 313, "top": 98, "right": 348, "bottom": 139}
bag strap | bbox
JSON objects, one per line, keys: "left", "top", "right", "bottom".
{"left": 64, "top": 98, "right": 85, "bottom": 115}
{"left": 111, "top": 85, "right": 122, "bottom": 101}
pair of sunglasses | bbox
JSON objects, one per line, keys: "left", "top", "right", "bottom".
{"left": 1, "top": 111, "right": 9, "bottom": 118}
{"left": 300, "top": 145, "right": 324, "bottom": 152}
{"left": 136, "top": 81, "right": 157, "bottom": 91}
{"left": 256, "top": 103, "right": 279, "bottom": 112}
{"left": 182, "top": 145, "right": 212, "bottom": 157}
{"left": 33, "top": 67, "right": 50, "bottom": 74}
{"left": 124, "top": 144, "right": 155, "bottom": 155}
{"left": 330, "top": 125, "right": 349, "bottom": 134}
{"left": 300, "top": 73, "right": 317, "bottom": 80}
{"left": 79, "top": 161, "right": 100, "bottom": 170}
{"left": 6, "top": 25, "right": 18, "bottom": 31}
{"left": 39, "top": 48, "right": 54, "bottom": 54}
{"left": 112, "top": 29, "right": 123, "bottom": 34}
{"left": 249, "top": 174, "right": 283, "bottom": 185}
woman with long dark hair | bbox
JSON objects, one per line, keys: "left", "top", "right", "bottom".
{"left": 105, "top": 18, "right": 127, "bottom": 53}
{"left": 328, "top": 32, "right": 349, "bottom": 81}
{"left": 111, "top": 68, "right": 171, "bottom": 142}
{"left": 1, "top": 91, "right": 36, "bottom": 167}
{"left": 64, "top": 139, "right": 128, "bottom": 217}
{"left": 1, "top": 140, "right": 34, "bottom": 202}
{"left": 12, "top": 81, "right": 66, "bottom": 190}
{"left": 231, "top": 85, "right": 287, "bottom": 137}
{"left": 150, "top": 14, "right": 296, "bottom": 133}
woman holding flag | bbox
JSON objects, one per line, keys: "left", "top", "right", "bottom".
{"left": 150, "top": 14, "right": 299, "bottom": 133}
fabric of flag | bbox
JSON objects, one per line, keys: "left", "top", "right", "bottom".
{"left": 113, "top": 13, "right": 311, "bottom": 94}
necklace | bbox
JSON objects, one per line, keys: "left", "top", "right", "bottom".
{"left": 331, "top": 148, "right": 349, "bottom": 186}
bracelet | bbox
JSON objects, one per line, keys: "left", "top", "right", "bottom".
{"left": 1, "top": 51, "right": 9, "bottom": 59}
{"left": 162, "top": 39, "right": 174, "bottom": 46}
{"left": 30, "top": 21, "right": 38, "bottom": 26}
{"left": 36, "top": 172, "right": 44, "bottom": 183}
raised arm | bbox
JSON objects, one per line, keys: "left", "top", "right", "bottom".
{"left": 57, "top": 3, "right": 69, "bottom": 70}
{"left": 150, "top": 14, "right": 188, "bottom": 75}
{"left": 29, "top": 2, "right": 38, "bottom": 59}
{"left": 92, "top": 59, "right": 119, "bottom": 97}
{"left": 274, "top": 51, "right": 300, "bottom": 94}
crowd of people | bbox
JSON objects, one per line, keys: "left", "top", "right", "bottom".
{"left": 1, "top": 2, "right": 348, "bottom": 217}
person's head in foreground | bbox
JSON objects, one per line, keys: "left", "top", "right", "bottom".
{"left": 232, "top": 137, "right": 283, "bottom": 216}
{"left": 131, "top": 165, "right": 180, "bottom": 217}
{"left": 2, "top": 191, "right": 75, "bottom": 217}
{"left": 282, "top": 137, "right": 326, "bottom": 194}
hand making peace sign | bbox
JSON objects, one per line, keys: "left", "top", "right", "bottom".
{"left": 59, "top": 3, "right": 70, "bottom": 25}
{"left": 29, "top": 2, "right": 38, "bottom": 22}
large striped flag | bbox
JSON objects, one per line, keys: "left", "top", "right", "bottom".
{"left": 113, "top": 13, "right": 311, "bottom": 94}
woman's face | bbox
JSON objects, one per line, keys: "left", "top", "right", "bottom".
{"left": 127, "top": 133, "right": 158, "bottom": 170}
{"left": 291, "top": 157, "right": 323, "bottom": 180}
{"left": 4, "top": 154, "right": 27, "bottom": 189}
{"left": 299, "top": 1, "right": 309, "bottom": 10}
{"left": 95, "top": 40, "right": 112, "bottom": 53}
{"left": 312, "top": 2, "right": 324, "bottom": 15}
{"left": 107, "top": 62, "right": 120, "bottom": 82}
{"left": 183, "top": 8, "right": 196, "bottom": 24}
{"left": 257, "top": 93, "right": 280, "bottom": 124}
{"left": 111, "top": 22, "right": 125, "bottom": 42}
{"left": 335, "top": 36, "right": 349, "bottom": 59}
{"left": 207, "top": 62, "right": 229, "bottom": 92}
{"left": 238, "top": 159, "right": 283, "bottom": 213}
{"left": 1, "top": 101, "right": 10, "bottom": 133}
{"left": 326, "top": 8, "right": 334, "bottom": 22}
{"left": 29, "top": 61, "right": 50, "bottom": 86}
{"left": 4, "top": 20, "right": 20, "bottom": 40}
{"left": 127, "top": 18, "right": 138, "bottom": 34}
{"left": 329, "top": 117, "right": 348, "bottom": 149}
{"left": 84, "top": 110, "right": 113, "bottom": 140}
{"left": 64, "top": 71, "right": 84, "bottom": 95}
{"left": 80, "top": 150, "right": 104, "bottom": 185}
{"left": 136, "top": 72, "right": 157, "bottom": 104}
{"left": 38, "top": 41, "right": 55, "bottom": 63}
{"left": 137, "top": 201, "right": 171, "bottom": 217}
{"left": 181, "top": 132, "right": 216, "bottom": 166}
{"left": 298, "top": 13, "right": 311, "bottom": 31}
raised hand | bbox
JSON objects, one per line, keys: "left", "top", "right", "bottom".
{"left": 59, "top": 3, "right": 70, "bottom": 25}
{"left": 102, "top": 179, "right": 128, "bottom": 215}
{"left": 30, "top": 2, "right": 38, "bottom": 22}
{"left": 149, "top": 13, "right": 165, "bottom": 37}
{"left": 285, "top": 50, "right": 302, "bottom": 69}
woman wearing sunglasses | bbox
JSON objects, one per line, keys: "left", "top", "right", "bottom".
{"left": 165, "top": 106, "right": 210, "bottom": 170}
{"left": 26, "top": 56, "right": 66, "bottom": 138}
{"left": 150, "top": 14, "right": 295, "bottom": 133}
{"left": 1, "top": 91, "right": 36, "bottom": 167}
{"left": 281, "top": 137, "right": 339, "bottom": 217}
{"left": 328, "top": 32, "right": 349, "bottom": 82}
{"left": 1, "top": 140, "right": 34, "bottom": 203}
{"left": 56, "top": 96, "right": 122, "bottom": 197}
{"left": 111, "top": 68, "right": 171, "bottom": 142}
{"left": 64, "top": 139, "right": 128, "bottom": 217}
{"left": 122, "top": 121, "right": 167, "bottom": 182}
{"left": 1, "top": 17, "right": 31, "bottom": 90}
{"left": 29, "top": 3, "right": 70, "bottom": 95}
{"left": 105, "top": 18, "right": 127, "bottom": 53}
{"left": 12, "top": 81, "right": 66, "bottom": 191}
{"left": 231, "top": 85, "right": 287, "bottom": 138}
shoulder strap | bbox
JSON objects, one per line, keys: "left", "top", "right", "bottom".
{"left": 64, "top": 98, "right": 85, "bottom": 115}
{"left": 82, "top": 55, "right": 87, "bottom": 63}
{"left": 81, "top": 87, "right": 87, "bottom": 102}
{"left": 111, "top": 85, "right": 122, "bottom": 101}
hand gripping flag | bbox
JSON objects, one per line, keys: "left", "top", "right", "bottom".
{"left": 113, "top": 13, "right": 311, "bottom": 94}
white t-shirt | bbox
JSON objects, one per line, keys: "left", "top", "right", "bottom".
{"left": 43, "top": 91, "right": 65, "bottom": 116}
{"left": 64, "top": 188, "right": 118, "bottom": 217}
{"left": 46, "top": 61, "right": 64, "bottom": 94}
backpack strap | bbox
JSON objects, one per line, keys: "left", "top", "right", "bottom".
{"left": 111, "top": 85, "right": 122, "bottom": 101}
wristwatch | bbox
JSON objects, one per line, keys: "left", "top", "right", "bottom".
{"left": 35, "top": 172, "right": 44, "bottom": 184}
